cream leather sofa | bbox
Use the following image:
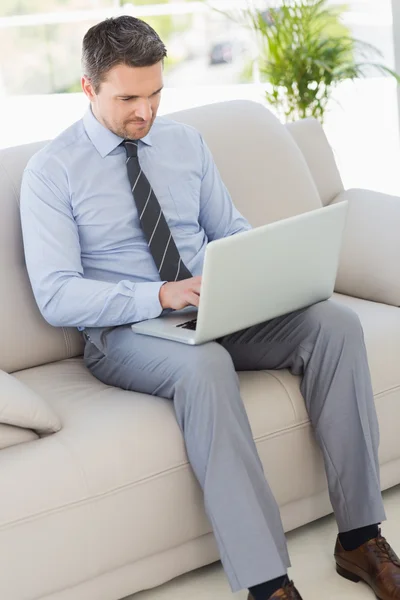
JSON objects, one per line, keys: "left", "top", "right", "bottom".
{"left": 1, "top": 100, "right": 400, "bottom": 600}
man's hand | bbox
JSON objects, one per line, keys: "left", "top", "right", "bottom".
{"left": 159, "top": 276, "right": 202, "bottom": 310}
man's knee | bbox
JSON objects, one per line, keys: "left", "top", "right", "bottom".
{"left": 177, "top": 341, "right": 235, "bottom": 382}
{"left": 302, "top": 300, "right": 363, "bottom": 341}
{"left": 173, "top": 342, "right": 239, "bottom": 420}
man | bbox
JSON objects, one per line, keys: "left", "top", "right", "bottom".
{"left": 20, "top": 15, "right": 400, "bottom": 600}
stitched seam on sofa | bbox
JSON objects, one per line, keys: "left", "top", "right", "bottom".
{"left": 279, "top": 488, "right": 330, "bottom": 510}
{"left": 253, "top": 419, "right": 311, "bottom": 443}
{"left": 374, "top": 383, "right": 400, "bottom": 398}
{"left": 0, "top": 460, "right": 192, "bottom": 530}
{"left": 0, "top": 422, "right": 313, "bottom": 530}
{"left": 259, "top": 370, "right": 299, "bottom": 422}
{"left": 60, "top": 364, "right": 400, "bottom": 401}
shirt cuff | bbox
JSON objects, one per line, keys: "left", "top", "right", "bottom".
{"left": 133, "top": 281, "right": 167, "bottom": 322}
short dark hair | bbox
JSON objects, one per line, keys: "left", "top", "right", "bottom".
{"left": 82, "top": 15, "right": 167, "bottom": 92}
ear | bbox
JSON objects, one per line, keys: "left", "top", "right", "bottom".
{"left": 82, "top": 76, "right": 96, "bottom": 101}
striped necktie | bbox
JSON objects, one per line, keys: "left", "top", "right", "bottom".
{"left": 123, "top": 139, "right": 192, "bottom": 282}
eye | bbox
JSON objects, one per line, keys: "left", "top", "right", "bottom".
{"left": 121, "top": 97, "right": 131, "bottom": 102}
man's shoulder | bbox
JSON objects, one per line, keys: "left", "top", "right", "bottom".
{"left": 152, "top": 115, "right": 202, "bottom": 146}
{"left": 25, "top": 119, "right": 86, "bottom": 175}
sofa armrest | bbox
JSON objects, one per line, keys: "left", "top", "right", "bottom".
{"left": 0, "top": 370, "right": 61, "bottom": 449}
{"left": 331, "top": 189, "right": 400, "bottom": 305}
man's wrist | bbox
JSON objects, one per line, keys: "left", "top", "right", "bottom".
{"left": 158, "top": 281, "right": 168, "bottom": 308}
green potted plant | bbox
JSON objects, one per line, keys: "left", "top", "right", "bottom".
{"left": 232, "top": 0, "right": 400, "bottom": 123}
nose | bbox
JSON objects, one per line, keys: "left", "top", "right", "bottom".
{"left": 135, "top": 98, "right": 152, "bottom": 121}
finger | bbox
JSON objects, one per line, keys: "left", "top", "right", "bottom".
{"left": 192, "top": 284, "right": 201, "bottom": 295}
{"left": 185, "top": 292, "right": 200, "bottom": 307}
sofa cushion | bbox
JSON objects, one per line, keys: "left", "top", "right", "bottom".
{"left": 333, "top": 293, "right": 400, "bottom": 466}
{"left": 0, "top": 423, "right": 38, "bottom": 449}
{"left": 0, "top": 369, "right": 62, "bottom": 434}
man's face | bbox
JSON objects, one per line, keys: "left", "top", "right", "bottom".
{"left": 82, "top": 62, "right": 164, "bottom": 140}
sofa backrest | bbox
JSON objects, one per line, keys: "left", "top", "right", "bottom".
{"left": 0, "top": 99, "right": 342, "bottom": 373}
{"left": 285, "top": 117, "right": 344, "bottom": 206}
{"left": 168, "top": 100, "right": 324, "bottom": 226}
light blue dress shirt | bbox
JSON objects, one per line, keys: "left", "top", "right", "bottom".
{"left": 20, "top": 107, "right": 251, "bottom": 329}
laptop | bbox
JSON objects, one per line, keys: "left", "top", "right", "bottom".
{"left": 131, "top": 202, "right": 348, "bottom": 345}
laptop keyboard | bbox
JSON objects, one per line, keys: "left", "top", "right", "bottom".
{"left": 176, "top": 319, "right": 197, "bottom": 331}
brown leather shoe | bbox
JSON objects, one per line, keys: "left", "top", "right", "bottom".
{"left": 335, "top": 529, "right": 400, "bottom": 599}
{"left": 248, "top": 581, "right": 303, "bottom": 599}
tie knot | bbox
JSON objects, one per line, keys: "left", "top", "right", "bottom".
{"left": 122, "top": 139, "right": 138, "bottom": 159}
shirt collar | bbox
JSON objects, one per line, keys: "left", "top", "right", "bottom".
{"left": 83, "top": 106, "right": 153, "bottom": 158}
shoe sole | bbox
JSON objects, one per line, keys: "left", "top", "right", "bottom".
{"left": 336, "top": 563, "right": 383, "bottom": 600}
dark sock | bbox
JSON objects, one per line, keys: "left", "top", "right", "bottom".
{"left": 339, "top": 524, "right": 379, "bottom": 551}
{"left": 249, "top": 575, "right": 289, "bottom": 600}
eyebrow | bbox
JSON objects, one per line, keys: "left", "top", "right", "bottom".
{"left": 116, "top": 86, "right": 164, "bottom": 99}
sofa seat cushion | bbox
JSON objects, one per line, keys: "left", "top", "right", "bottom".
{"left": 8, "top": 357, "right": 318, "bottom": 521}
{"left": 333, "top": 293, "right": 400, "bottom": 396}
{"left": 332, "top": 293, "right": 400, "bottom": 467}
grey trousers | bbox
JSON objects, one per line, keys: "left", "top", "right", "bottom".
{"left": 83, "top": 299, "right": 386, "bottom": 593}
